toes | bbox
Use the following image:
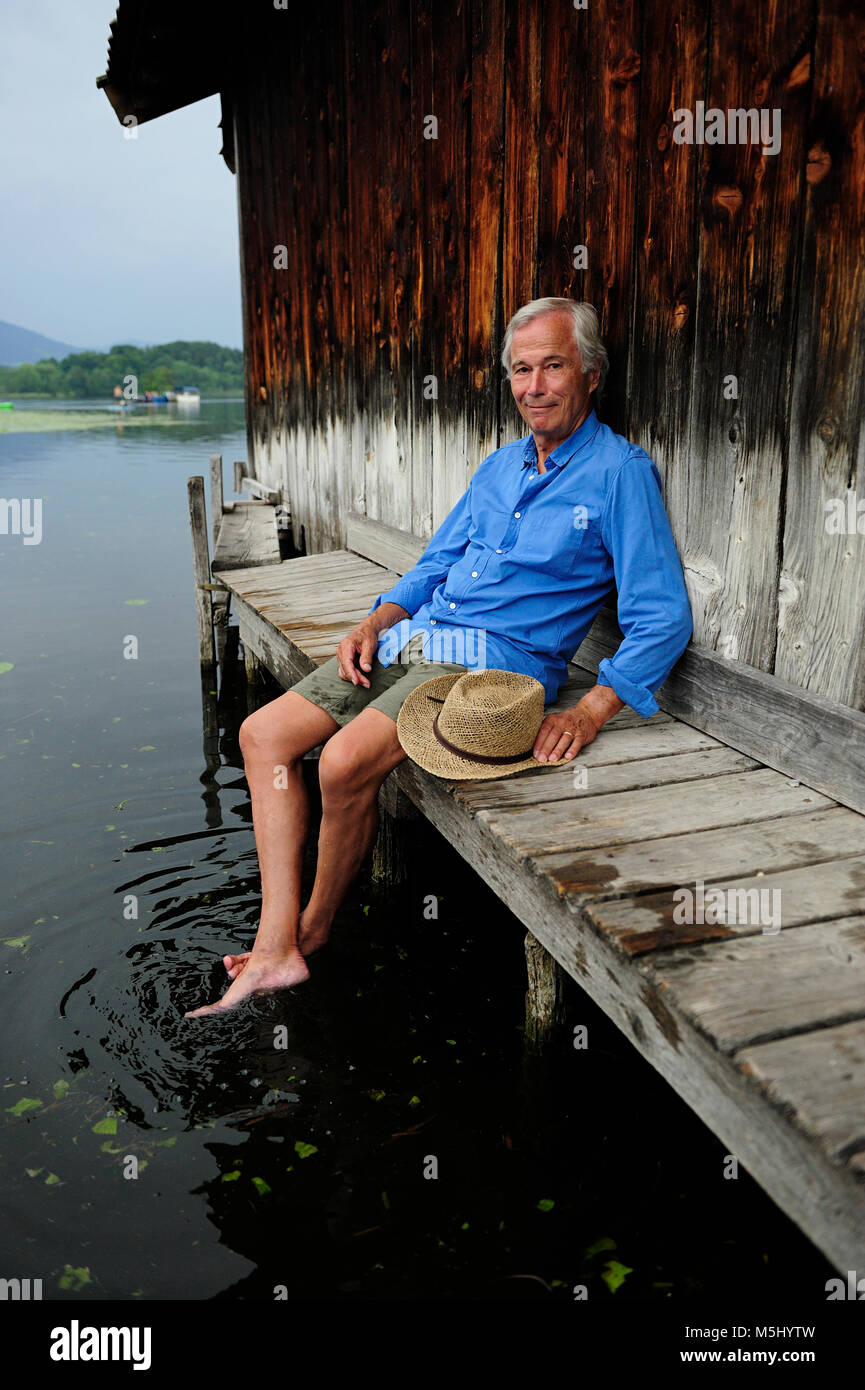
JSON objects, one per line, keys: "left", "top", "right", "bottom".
{"left": 184, "top": 1002, "right": 225, "bottom": 1019}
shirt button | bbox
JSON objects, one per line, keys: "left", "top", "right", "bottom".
{"left": 471, "top": 570, "right": 478, "bottom": 577}
{"left": 449, "top": 602, "right": 456, "bottom": 609}
{"left": 514, "top": 511, "right": 521, "bottom": 518}
{"left": 430, "top": 618, "right": 436, "bottom": 625}
{"left": 496, "top": 548, "right": 502, "bottom": 553}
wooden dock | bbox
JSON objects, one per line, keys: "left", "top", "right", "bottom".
{"left": 207, "top": 516, "right": 865, "bottom": 1277}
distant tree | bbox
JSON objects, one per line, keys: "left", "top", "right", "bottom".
{"left": 0, "top": 340, "right": 243, "bottom": 398}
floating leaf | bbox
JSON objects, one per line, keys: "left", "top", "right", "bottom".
{"left": 221, "top": 1169, "right": 242, "bottom": 1182}
{"left": 408, "top": 1095, "right": 420, "bottom": 1106}
{"left": 2, "top": 936, "right": 30, "bottom": 950}
{"left": 294, "top": 1140, "right": 317, "bottom": 1159}
{"left": 601, "top": 1259, "right": 633, "bottom": 1294}
{"left": 6, "top": 1097, "right": 42, "bottom": 1116}
{"left": 92, "top": 1116, "right": 117, "bottom": 1135}
{"left": 251, "top": 1176, "right": 271, "bottom": 1196}
{"left": 53, "top": 1079, "right": 69, "bottom": 1100}
{"left": 25, "top": 1167, "right": 44, "bottom": 1178}
{"left": 585, "top": 1236, "right": 617, "bottom": 1259}
{"left": 58, "top": 1265, "right": 91, "bottom": 1292}
{"left": 138, "top": 746, "right": 156, "bottom": 752}
{"left": 536, "top": 1198, "right": 555, "bottom": 1213}
{"left": 44, "top": 1172, "right": 62, "bottom": 1186}
{"left": 124, "top": 599, "right": 149, "bottom": 606}
{"left": 0, "top": 663, "right": 14, "bottom": 675}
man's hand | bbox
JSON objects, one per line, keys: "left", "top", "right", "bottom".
{"left": 335, "top": 602, "right": 410, "bottom": 688}
{"left": 532, "top": 684, "right": 625, "bottom": 763}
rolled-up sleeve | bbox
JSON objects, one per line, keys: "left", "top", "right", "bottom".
{"left": 367, "top": 485, "right": 473, "bottom": 618}
{"left": 596, "top": 452, "right": 693, "bottom": 717}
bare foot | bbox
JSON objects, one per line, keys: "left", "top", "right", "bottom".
{"left": 223, "top": 911, "right": 330, "bottom": 981}
{"left": 184, "top": 949, "right": 309, "bottom": 1019}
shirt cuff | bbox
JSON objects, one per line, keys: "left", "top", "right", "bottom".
{"left": 368, "top": 577, "right": 423, "bottom": 617}
{"left": 596, "top": 658, "right": 659, "bottom": 718}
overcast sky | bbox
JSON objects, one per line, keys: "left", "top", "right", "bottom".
{"left": 1, "top": 0, "right": 242, "bottom": 350}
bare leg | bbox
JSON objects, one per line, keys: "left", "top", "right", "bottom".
{"left": 184, "top": 689, "right": 340, "bottom": 1018}
{"left": 300, "top": 707, "right": 408, "bottom": 950}
{"left": 225, "top": 708, "right": 408, "bottom": 970}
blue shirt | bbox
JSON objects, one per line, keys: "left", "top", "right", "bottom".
{"left": 367, "top": 409, "right": 693, "bottom": 716}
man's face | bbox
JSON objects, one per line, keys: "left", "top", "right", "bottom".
{"left": 509, "top": 312, "right": 601, "bottom": 447}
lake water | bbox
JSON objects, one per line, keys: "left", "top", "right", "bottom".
{"left": 0, "top": 399, "right": 832, "bottom": 1300}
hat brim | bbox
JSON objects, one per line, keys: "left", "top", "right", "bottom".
{"left": 396, "top": 672, "right": 572, "bottom": 781}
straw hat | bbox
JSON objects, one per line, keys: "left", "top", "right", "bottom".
{"left": 397, "top": 667, "right": 570, "bottom": 780}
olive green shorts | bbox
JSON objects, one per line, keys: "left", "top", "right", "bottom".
{"left": 290, "top": 631, "right": 468, "bottom": 727}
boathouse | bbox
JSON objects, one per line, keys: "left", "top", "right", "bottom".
{"left": 97, "top": 0, "right": 865, "bottom": 1275}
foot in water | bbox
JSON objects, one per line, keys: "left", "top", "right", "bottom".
{"left": 184, "top": 949, "right": 310, "bottom": 1019}
{"left": 222, "top": 910, "right": 330, "bottom": 983}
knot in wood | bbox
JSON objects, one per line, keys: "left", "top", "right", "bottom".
{"left": 713, "top": 185, "right": 743, "bottom": 217}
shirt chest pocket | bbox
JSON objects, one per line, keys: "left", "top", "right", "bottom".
{"left": 520, "top": 506, "right": 603, "bottom": 578}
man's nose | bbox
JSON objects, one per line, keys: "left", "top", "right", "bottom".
{"left": 526, "top": 369, "right": 545, "bottom": 393}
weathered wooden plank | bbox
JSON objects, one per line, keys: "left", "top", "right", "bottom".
{"left": 672, "top": 0, "right": 813, "bottom": 671}
{"left": 535, "top": 0, "right": 587, "bottom": 303}
{"left": 537, "top": 806, "right": 865, "bottom": 905}
{"left": 576, "top": 604, "right": 865, "bottom": 816}
{"left": 499, "top": 0, "right": 542, "bottom": 425}
{"left": 187, "top": 476, "right": 215, "bottom": 670}
{"left": 233, "top": 591, "right": 317, "bottom": 687}
{"left": 456, "top": 721, "right": 728, "bottom": 809}
{"left": 455, "top": 747, "right": 756, "bottom": 814}
{"left": 345, "top": 511, "right": 426, "bottom": 573}
{"left": 222, "top": 552, "right": 381, "bottom": 593}
{"left": 626, "top": 1, "right": 705, "bottom": 459}
{"left": 737, "top": 1018, "right": 865, "bottom": 1171}
{"left": 588, "top": 852, "right": 865, "bottom": 955}
{"left": 209, "top": 453, "right": 224, "bottom": 546}
{"left": 642, "top": 915, "right": 865, "bottom": 1052}
{"left": 582, "top": 0, "right": 641, "bottom": 434}
{"left": 411, "top": 0, "right": 471, "bottom": 535}
{"left": 479, "top": 767, "right": 832, "bottom": 858}
{"left": 776, "top": 1, "right": 865, "bottom": 707}
{"left": 465, "top": 0, "right": 506, "bottom": 479}
{"left": 212, "top": 505, "right": 281, "bottom": 571}
{"left": 390, "top": 756, "right": 865, "bottom": 1272}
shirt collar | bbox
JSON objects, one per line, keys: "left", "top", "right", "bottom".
{"left": 521, "top": 409, "right": 600, "bottom": 469}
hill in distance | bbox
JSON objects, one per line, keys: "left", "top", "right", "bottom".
{"left": 0, "top": 319, "right": 88, "bottom": 366}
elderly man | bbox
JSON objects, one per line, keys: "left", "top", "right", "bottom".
{"left": 185, "top": 298, "right": 692, "bottom": 1017}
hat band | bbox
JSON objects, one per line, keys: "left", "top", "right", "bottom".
{"left": 431, "top": 708, "right": 535, "bottom": 766}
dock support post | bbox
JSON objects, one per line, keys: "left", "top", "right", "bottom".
{"left": 371, "top": 780, "right": 417, "bottom": 885}
{"left": 524, "top": 932, "right": 567, "bottom": 1050}
{"left": 209, "top": 454, "right": 231, "bottom": 647}
{"left": 187, "top": 476, "right": 216, "bottom": 669}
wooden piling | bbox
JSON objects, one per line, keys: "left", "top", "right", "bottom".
{"left": 209, "top": 453, "right": 231, "bottom": 642}
{"left": 187, "top": 476, "right": 216, "bottom": 669}
{"left": 524, "top": 932, "right": 567, "bottom": 1051}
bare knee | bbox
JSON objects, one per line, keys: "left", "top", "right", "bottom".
{"left": 318, "top": 738, "right": 370, "bottom": 801}
{"left": 239, "top": 705, "right": 304, "bottom": 766}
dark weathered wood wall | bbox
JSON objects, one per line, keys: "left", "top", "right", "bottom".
{"left": 230, "top": 0, "right": 865, "bottom": 710}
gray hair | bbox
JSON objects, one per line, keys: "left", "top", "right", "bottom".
{"left": 501, "top": 298, "right": 609, "bottom": 395}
